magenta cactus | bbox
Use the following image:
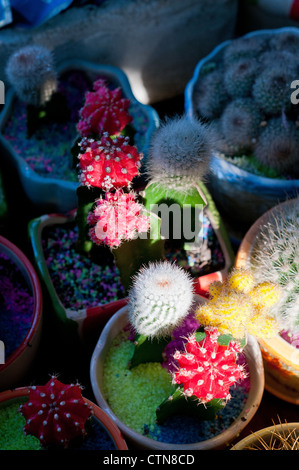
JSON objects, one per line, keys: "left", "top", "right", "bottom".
{"left": 20, "top": 377, "right": 93, "bottom": 448}
{"left": 77, "top": 78, "right": 132, "bottom": 138}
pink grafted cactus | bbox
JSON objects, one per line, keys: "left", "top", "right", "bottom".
{"left": 20, "top": 377, "right": 93, "bottom": 448}
{"left": 172, "top": 327, "right": 247, "bottom": 403}
{"left": 87, "top": 190, "right": 150, "bottom": 249}
{"left": 78, "top": 134, "right": 142, "bottom": 190}
{"left": 77, "top": 79, "right": 132, "bottom": 137}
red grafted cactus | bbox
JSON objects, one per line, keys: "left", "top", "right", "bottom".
{"left": 78, "top": 134, "right": 142, "bottom": 190}
{"left": 77, "top": 79, "right": 132, "bottom": 137}
{"left": 172, "top": 327, "right": 247, "bottom": 403}
{"left": 20, "top": 377, "right": 93, "bottom": 448}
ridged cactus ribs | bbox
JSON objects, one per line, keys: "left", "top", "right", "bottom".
{"left": 20, "top": 377, "right": 93, "bottom": 448}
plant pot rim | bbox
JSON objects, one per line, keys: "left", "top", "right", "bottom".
{"left": 0, "top": 386, "right": 128, "bottom": 450}
{"left": 235, "top": 198, "right": 299, "bottom": 405}
{"left": 90, "top": 304, "right": 265, "bottom": 450}
{"left": 0, "top": 60, "right": 159, "bottom": 212}
{"left": 231, "top": 422, "right": 299, "bottom": 450}
{"left": 0, "top": 235, "right": 43, "bottom": 373}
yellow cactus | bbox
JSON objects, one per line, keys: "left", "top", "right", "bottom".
{"left": 195, "top": 268, "right": 281, "bottom": 342}
{"left": 228, "top": 268, "right": 255, "bottom": 294}
{"left": 248, "top": 282, "right": 281, "bottom": 309}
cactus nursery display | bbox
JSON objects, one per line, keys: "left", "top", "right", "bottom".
{"left": 95, "top": 263, "right": 280, "bottom": 446}
{"left": 191, "top": 30, "right": 299, "bottom": 180}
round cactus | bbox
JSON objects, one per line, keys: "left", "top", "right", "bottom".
{"left": 254, "top": 117, "right": 299, "bottom": 178}
{"left": 218, "top": 98, "right": 264, "bottom": 155}
{"left": 20, "top": 377, "right": 93, "bottom": 448}
{"left": 146, "top": 115, "right": 215, "bottom": 192}
{"left": 78, "top": 133, "right": 142, "bottom": 190}
{"left": 250, "top": 198, "right": 299, "bottom": 335}
{"left": 6, "top": 45, "right": 57, "bottom": 106}
{"left": 224, "top": 58, "right": 260, "bottom": 99}
{"left": 269, "top": 31, "right": 299, "bottom": 54}
{"left": 172, "top": 327, "right": 247, "bottom": 403}
{"left": 194, "top": 68, "right": 229, "bottom": 119}
{"left": 128, "top": 261, "right": 194, "bottom": 338}
{"left": 252, "top": 65, "right": 294, "bottom": 115}
{"left": 77, "top": 78, "right": 132, "bottom": 138}
{"left": 223, "top": 34, "right": 268, "bottom": 64}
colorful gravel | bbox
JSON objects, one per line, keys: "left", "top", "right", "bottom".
{"left": 0, "top": 250, "right": 34, "bottom": 360}
{"left": 3, "top": 70, "right": 150, "bottom": 182}
{"left": 103, "top": 318, "right": 250, "bottom": 445}
{"left": 42, "top": 224, "right": 125, "bottom": 310}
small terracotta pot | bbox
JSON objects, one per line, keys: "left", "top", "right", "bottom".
{"left": 231, "top": 422, "right": 299, "bottom": 450}
{"left": 0, "top": 387, "right": 128, "bottom": 450}
{"left": 0, "top": 236, "right": 43, "bottom": 391}
{"left": 90, "top": 303, "right": 265, "bottom": 450}
{"left": 235, "top": 199, "right": 299, "bottom": 405}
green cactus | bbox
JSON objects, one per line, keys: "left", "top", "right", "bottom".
{"left": 194, "top": 68, "right": 229, "bottom": 120}
{"left": 224, "top": 58, "right": 260, "bottom": 99}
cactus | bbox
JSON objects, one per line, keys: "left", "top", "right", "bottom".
{"left": 127, "top": 261, "right": 194, "bottom": 368}
{"left": 194, "top": 68, "right": 229, "bottom": 119}
{"left": 128, "top": 261, "right": 194, "bottom": 339}
{"left": 224, "top": 58, "right": 260, "bottom": 99}
{"left": 156, "top": 326, "right": 247, "bottom": 424}
{"left": 196, "top": 268, "right": 281, "bottom": 340}
{"left": 6, "top": 45, "right": 57, "bottom": 107}
{"left": 77, "top": 78, "right": 132, "bottom": 138}
{"left": 219, "top": 98, "right": 264, "bottom": 155}
{"left": 254, "top": 117, "right": 299, "bottom": 178}
{"left": 77, "top": 134, "right": 142, "bottom": 191}
{"left": 20, "top": 377, "right": 93, "bottom": 448}
{"left": 249, "top": 198, "right": 299, "bottom": 336}
{"left": 223, "top": 34, "right": 268, "bottom": 64}
{"left": 269, "top": 31, "right": 299, "bottom": 54}
{"left": 146, "top": 115, "right": 214, "bottom": 195}
{"left": 252, "top": 65, "right": 294, "bottom": 115}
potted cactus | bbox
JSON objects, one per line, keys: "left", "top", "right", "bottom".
{"left": 90, "top": 263, "right": 281, "bottom": 450}
{"left": 0, "top": 235, "right": 43, "bottom": 391}
{"left": 0, "top": 376, "right": 128, "bottom": 450}
{"left": 142, "top": 115, "right": 235, "bottom": 290}
{"left": 185, "top": 27, "right": 299, "bottom": 229}
{"left": 231, "top": 419, "right": 299, "bottom": 450}
{"left": 0, "top": 44, "right": 159, "bottom": 213}
{"left": 28, "top": 75, "right": 162, "bottom": 346}
{"left": 235, "top": 197, "right": 299, "bottom": 405}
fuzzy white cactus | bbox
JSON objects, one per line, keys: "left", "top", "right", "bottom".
{"left": 249, "top": 198, "right": 299, "bottom": 335}
{"left": 146, "top": 115, "right": 215, "bottom": 194}
{"left": 128, "top": 261, "right": 194, "bottom": 338}
{"left": 6, "top": 44, "right": 57, "bottom": 106}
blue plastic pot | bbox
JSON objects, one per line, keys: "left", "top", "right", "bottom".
{"left": 185, "top": 27, "right": 299, "bottom": 229}
{"left": 0, "top": 60, "right": 159, "bottom": 213}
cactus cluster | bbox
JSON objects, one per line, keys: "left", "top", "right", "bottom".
{"left": 249, "top": 198, "right": 299, "bottom": 336}
{"left": 194, "top": 30, "right": 299, "bottom": 178}
{"left": 6, "top": 45, "right": 57, "bottom": 107}
{"left": 196, "top": 268, "right": 281, "bottom": 340}
{"left": 20, "top": 377, "right": 93, "bottom": 448}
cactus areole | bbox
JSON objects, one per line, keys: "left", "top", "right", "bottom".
{"left": 20, "top": 377, "right": 93, "bottom": 448}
